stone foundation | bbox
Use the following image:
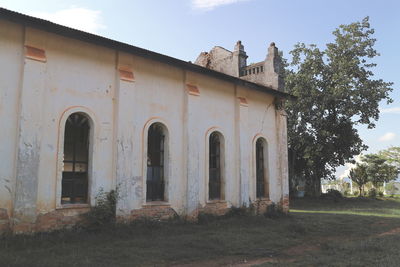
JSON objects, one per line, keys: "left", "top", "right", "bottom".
{"left": 199, "top": 201, "right": 229, "bottom": 216}
{"left": 280, "top": 195, "right": 290, "bottom": 213}
{"left": 252, "top": 199, "right": 273, "bottom": 215}
{"left": 35, "top": 207, "right": 89, "bottom": 232}
{"left": 0, "top": 208, "right": 10, "bottom": 234}
{"left": 130, "top": 203, "right": 178, "bottom": 220}
{"left": 6, "top": 207, "right": 89, "bottom": 234}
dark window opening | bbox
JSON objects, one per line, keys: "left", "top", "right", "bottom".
{"left": 260, "top": 66, "right": 264, "bottom": 72}
{"left": 146, "top": 123, "right": 165, "bottom": 201}
{"left": 256, "top": 139, "right": 266, "bottom": 198}
{"left": 256, "top": 67, "right": 259, "bottom": 73}
{"left": 209, "top": 132, "right": 222, "bottom": 200}
{"left": 253, "top": 68, "right": 255, "bottom": 74}
{"left": 62, "top": 113, "right": 90, "bottom": 204}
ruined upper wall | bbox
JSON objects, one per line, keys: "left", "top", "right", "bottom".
{"left": 195, "top": 41, "right": 284, "bottom": 92}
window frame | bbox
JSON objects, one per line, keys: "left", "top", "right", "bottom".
{"left": 56, "top": 107, "right": 96, "bottom": 209}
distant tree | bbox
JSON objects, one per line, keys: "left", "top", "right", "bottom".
{"left": 286, "top": 17, "right": 393, "bottom": 196}
{"left": 385, "top": 181, "right": 398, "bottom": 196}
{"left": 379, "top": 146, "right": 400, "bottom": 168}
{"left": 349, "top": 164, "right": 369, "bottom": 196}
{"left": 362, "top": 154, "right": 398, "bottom": 188}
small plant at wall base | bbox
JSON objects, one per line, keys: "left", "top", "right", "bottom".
{"left": 83, "top": 188, "right": 119, "bottom": 229}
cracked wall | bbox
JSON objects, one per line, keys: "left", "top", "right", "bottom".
{"left": 0, "top": 18, "right": 289, "bottom": 233}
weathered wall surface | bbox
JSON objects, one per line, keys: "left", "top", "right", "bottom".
{"left": 0, "top": 19, "right": 24, "bottom": 232}
{"left": 0, "top": 18, "right": 288, "bottom": 233}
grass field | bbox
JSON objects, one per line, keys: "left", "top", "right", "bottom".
{"left": 1, "top": 197, "right": 400, "bottom": 266}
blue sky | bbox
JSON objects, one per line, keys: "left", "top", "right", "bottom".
{"left": 1, "top": 0, "right": 399, "bottom": 178}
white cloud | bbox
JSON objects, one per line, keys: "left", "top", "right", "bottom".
{"left": 338, "top": 155, "right": 362, "bottom": 180}
{"left": 379, "top": 132, "right": 396, "bottom": 142}
{"left": 29, "top": 7, "right": 105, "bottom": 34}
{"left": 192, "top": 0, "right": 250, "bottom": 10}
{"left": 380, "top": 107, "right": 400, "bottom": 114}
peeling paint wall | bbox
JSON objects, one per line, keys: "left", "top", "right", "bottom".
{"left": 0, "top": 20, "right": 24, "bottom": 231}
{"left": 0, "top": 18, "right": 289, "bottom": 233}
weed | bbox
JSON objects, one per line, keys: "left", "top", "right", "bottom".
{"left": 82, "top": 188, "right": 119, "bottom": 229}
{"left": 264, "top": 203, "right": 287, "bottom": 219}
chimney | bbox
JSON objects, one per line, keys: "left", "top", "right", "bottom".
{"left": 264, "top": 42, "right": 284, "bottom": 91}
{"left": 233, "top": 40, "right": 248, "bottom": 77}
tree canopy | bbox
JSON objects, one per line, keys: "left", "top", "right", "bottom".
{"left": 285, "top": 17, "right": 393, "bottom": 196}
{"left": 349, "top": 152, "right": 398, "bottom": 196}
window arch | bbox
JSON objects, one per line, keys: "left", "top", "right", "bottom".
{"left": 255, "top": 138, "right": 269, "bottom": 199}
{"left": 62, "top": 112, "right": 91, "bottom": 204}
{"left": 209, "top": 131, "right": 225, "bottom": 200}
{"left": 146, "top": 122, "right": 168, "bottom": 202}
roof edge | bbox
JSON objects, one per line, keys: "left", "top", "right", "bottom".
{"left": 0, "top": 8, "right": 294, "bottom": 99}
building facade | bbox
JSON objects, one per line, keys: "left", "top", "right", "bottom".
{"left": 0, "top": 8, "right": 290, "bottom": 233}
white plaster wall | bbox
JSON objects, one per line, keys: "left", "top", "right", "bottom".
{"left": 0, "top": 20, "right": 23, "bottom": 215}
{"left": 0, "top": 18, "right": 286, "bottom": 223}
{"left": 126, "top": 54, "right": 186, "bottom": 213}
{"left": 245, "top": 89, "right": 282, "bottom": 203}
{"left": 186, "top": 72, "right": 238, "bottom": 207}
{"left": 33, "top": 29, "right": 116, "bottom": 212}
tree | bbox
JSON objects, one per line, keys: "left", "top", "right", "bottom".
{"left": 362, "top": 154, "right": 398, "bottom": 188}
{"left": 385, "top": 181, "right": 398, "bottom": 196}
{"left": 285, "top": 17, "right": 393, "bottom": 196}
{"left": 379, "top": 147, "right": 400, "bottom": 168}
{"left": 349, "top": 164, "right": 369, "bottom": 196}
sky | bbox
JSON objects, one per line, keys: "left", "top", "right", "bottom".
{"left": 1, "top": 0, "right": 399, "bottom": 179}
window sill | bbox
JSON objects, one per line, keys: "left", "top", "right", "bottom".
{"left": 206, "top": 200, "right": 227, "bottom": 204}
{"left": 143, "top": 201, "right": 170, "bottom": 207}
{"left": 57, "top": 203, "right": 90, "bottom": 210}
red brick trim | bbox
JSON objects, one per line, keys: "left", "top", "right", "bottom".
{"left": 186, "top": 84, "right": 200, "bottom": 96}
{"left": 119, "top": 68, "right": 135, "bottom": 82}
{"left": 237, "top": 97, "right": 248, "bottom": 107}
{"left": 25, "top": 45, "right": 46, "bottom": 62}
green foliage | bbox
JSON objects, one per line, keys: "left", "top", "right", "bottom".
{"left": 286, "top": 17, "right": 393, "bottom": 196}
{"left": 385, "top": 181, "right": 398, "bottom": 197}
{"left": 83, "top": 188, "right": 119, "bottom": 229}
{"left": 349, "top": 164, "right": 369, "bottom": 196}
{"left": 379, "top": 147, "right": 400, "bottom": 168}
{"left": 349, "top": 153, "right": 398, "bottom": 197}
{"left": 362, "top": 154, "right": 399, "bottom": 187}
{"left": 264, "top": 203, "right": 287, "bottom": 219}
{"left": 321, "top": 189, "right": 343, "bottom": 202}
{"left": 225, "top": 205, "right": 255, "bottom": 217}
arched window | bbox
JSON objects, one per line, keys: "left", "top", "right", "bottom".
{"left": 256, "top": 138, "right": 269, "bottom": 198}
{"left": 146, "top": 123, "right": 167, "bottom": 201}
{"left": 209, "top": 132, "right": 224, "bottom": 200}
{"left": 62, "top": 113, "right": 90, "bottom": 204}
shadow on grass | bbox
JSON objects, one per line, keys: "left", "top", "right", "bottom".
{"left": 1, "top": 198, "right": 399, "bottom": 267}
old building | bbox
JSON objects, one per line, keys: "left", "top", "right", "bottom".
{"left": 0, "top": 8, "right": 291, "bottom": 233}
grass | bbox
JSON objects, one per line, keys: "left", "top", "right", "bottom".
{"left": 1, "top": 197, "right": 400, "bottom": 266}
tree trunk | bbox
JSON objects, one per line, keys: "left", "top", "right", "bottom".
{"left": 305, "top": 175, "right": 321, "bottom": 197}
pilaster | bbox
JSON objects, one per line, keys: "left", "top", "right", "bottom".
{"left": 13, "top": 28, "right": 47, "bottom": 232}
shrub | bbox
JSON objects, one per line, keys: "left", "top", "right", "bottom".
{"left": 321, "top": 189, "right": 343, "bottom": 202}
{"left": 264, "top": 203, "right": 286, "bottom": 219}
{"left": 378, "top": 191, "right": 384, "bottom": 197}
{"left": 368, "top": 188, "right": 377, "bottom": 198}
{"left": 83, "top": 188, "right": 119, "bottom": 229}
{"left": 225, "top": 206, "right": 248, "bottom": 217}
